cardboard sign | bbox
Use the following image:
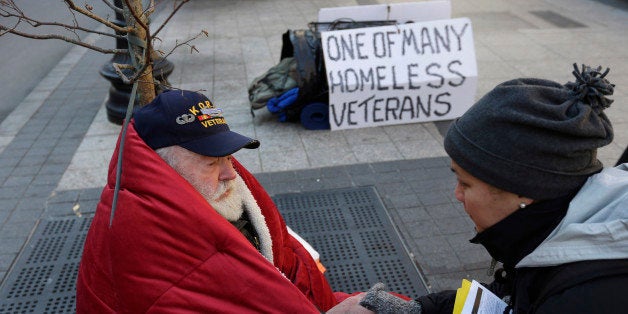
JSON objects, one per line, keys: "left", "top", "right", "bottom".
{"left": 321, "top": 18, "right": 477, "bottom": 130}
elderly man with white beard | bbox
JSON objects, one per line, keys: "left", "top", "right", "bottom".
{"left": 154, "top": 145, "right": 273, "bottom": 258}
{"left": 76, "top": 90, "right": 357, "bottom": 313}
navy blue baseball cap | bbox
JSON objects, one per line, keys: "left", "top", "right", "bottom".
{"left": 133, "top": 90, "right": 259, "bottom": 157}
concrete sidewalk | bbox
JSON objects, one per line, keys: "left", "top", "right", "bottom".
{"left": 1, "top": 0, "right": 627, "bottom": 302}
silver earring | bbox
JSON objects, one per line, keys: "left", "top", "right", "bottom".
{"left": 519, "top": 202, "right": 527, "bottom": 209}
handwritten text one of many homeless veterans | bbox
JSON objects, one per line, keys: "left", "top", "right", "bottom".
{"left": 321, "top": 18, "right": 477, "bottom": 130}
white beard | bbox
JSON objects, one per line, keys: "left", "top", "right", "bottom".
{"left": 204, "top": 177, "right": 244, "bottom": 222}
{"left": 191, "top": 173, "right": 274, "bottom": 263}
{"left": 158, "top": 146, "right": 275, "bottom": 263}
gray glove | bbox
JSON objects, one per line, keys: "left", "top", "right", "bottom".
{"left": 359, "top": 283, "right": 422, "bottom": 314}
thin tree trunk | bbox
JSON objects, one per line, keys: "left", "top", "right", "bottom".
{"left": 126, "top": 0, "right": 156, "bottom": 105}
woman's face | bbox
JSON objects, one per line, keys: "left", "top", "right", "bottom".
{"left": 451, "top": 161, "right": 530, "bottom": 232}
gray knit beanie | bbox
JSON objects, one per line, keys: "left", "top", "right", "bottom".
{"left": 444, "top": 64, "right": 615, "bottom": 200}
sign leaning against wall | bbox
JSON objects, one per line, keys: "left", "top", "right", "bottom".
{"left": 321, "top": 18, "right": 477, "bottom": 131}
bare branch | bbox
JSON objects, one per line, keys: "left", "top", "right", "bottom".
{"left": 2, "top": 0, "right": 194, "bottom": 102}
{"left": 158, "top": 30, "right": 208, "bottom": 59}
{"left": 155, "top": 79, "right": 176, "bottom": 91}
{"left": 0, "top": 5, "right": 21, "bottom": 36}
{"left": 1, "top": 0, "right": 30, "bottom": 30}
{"left": 100, "top": 0, "right": 124, "bottom": 15}
{"left": 113, "top": 63, "right": 134, "bottom": 84}
{"left": 65, "top": 0, "right": 81, "bottom": 40}
{"left": 151, "top": 0, "right": 189, "bottom": 38}
{"left": 62, "top": 0, "right": 129, "bottom": 33}
{"left": 1, "top": 11, "right": 122, "bottom": 39}
{"left": 0, "top": 0, "right": 24, "bottom": 16}
{"left": 0, "top": 25, "right": 125, "bottom": 54}
{"left": 144, "top": 0, "right": 155, "bottom": 17}
{"left": 113, "top": 63, "right": 164, "bottom": 89}
{"left": 1, "top": 0, "right": 128, "bottom": 38}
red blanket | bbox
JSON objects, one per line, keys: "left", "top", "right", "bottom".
{"left": 76, "top": 121, "right": 343, "bottom": 313}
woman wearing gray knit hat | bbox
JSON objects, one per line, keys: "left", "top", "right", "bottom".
{"left": 349, "top": 64, "right": 628, "bottom": 314}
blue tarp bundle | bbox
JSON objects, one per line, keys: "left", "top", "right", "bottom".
{"left": 267, "top": 87, "right": 299, "bottom": 122}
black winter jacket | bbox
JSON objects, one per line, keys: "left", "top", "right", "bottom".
{"left": 417, "top": 189, "right": 628, "bottom": 314}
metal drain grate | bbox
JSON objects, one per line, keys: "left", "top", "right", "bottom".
{"left": 0, "top": 217, "right": 91, "bottom": 314}
{"left": 1, "top": 186, "right": 427, "bottom": 312}
{"left": 274, "top": 186, "right": 429, "bottom": 297}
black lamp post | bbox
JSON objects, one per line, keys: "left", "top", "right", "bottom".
{"left": 99, "top": 0, "right": 174, "bottom": 125}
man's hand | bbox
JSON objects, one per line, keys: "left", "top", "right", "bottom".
{"left": 327, "top": 293, "right": 374, "bottom": 314}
